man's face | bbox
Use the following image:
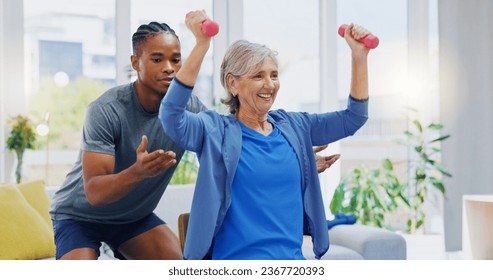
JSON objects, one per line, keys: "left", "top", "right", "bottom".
{"left": 131, "top": 33, "right": 181, "bottom": 96}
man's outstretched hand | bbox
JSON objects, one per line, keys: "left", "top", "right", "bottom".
{"left": 135, "top": 135, "right": 177, "bottom": 178}
{"left": 314, "top": 144, "right": 340, "bottom": 173}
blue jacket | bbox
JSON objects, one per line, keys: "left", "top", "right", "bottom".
{"left": 160, "top": 79, "right": 368, "bottom": 259}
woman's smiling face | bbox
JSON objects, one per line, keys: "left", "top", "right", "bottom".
{"left": 233, "top": 57, "right": 280, "bottom": 117}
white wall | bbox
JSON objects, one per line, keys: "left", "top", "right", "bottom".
{"left": 0, "top": 0, "right": 4, "bottom": 181}
{"left": 439, "top": 0, "right": 493, "bottom": 251}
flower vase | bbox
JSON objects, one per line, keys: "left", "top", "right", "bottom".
{"left": 14, "top": 149, "right": 25, "bottom": 184}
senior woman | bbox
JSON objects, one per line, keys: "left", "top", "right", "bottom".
{"left": 160, "top": 11, "right": 371, "bottom": 260}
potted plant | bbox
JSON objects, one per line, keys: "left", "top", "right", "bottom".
{"left": 330, "top": 108, "right": 452, "bottom": 234}
{"left": 329, "top": 159, "right": 406, "bottom": 229}
{"left": 6, "top": 115, "right": 37, "bottom": 184}
{"left": 397, "top": 108, "right": 452, "bottom": 233}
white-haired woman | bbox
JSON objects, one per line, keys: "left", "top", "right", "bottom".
{"left": 160, "top": 11, "right": 372, "bottom": 260}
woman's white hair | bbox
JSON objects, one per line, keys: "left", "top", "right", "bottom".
{"left": 220, "top": 40, "right": 278, "bottom": 114}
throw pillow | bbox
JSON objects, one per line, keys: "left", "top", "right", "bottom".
{"left": 17, "top": 180, "right": 53, "bottom": 229}
{"left": 0, "top": 184, "right": 56, "bottom": 260}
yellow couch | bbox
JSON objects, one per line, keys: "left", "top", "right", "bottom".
{"left": 0, "top": 180, "right": 56, "bottom": 260}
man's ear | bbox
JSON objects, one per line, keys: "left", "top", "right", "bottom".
{"left": 131, "top": 54, "right": 139, "bottom": 71}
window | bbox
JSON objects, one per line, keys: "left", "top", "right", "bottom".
{"left": 23, "top": 0, "right": 116, "bottom": 186}
{"left": 243, "top": 0, "right": 320, "bottom": 113}
{"left": 336, "top": 0, "right": 440, "bottom": 172}
{"left": 20, "top": 0, "right": 216, "bottom": 186}
{"left": 337, "top": 0, "right": 410, "bottom": 171}
{"left": 336, "top": 0, "right": 442, "bottom": 232}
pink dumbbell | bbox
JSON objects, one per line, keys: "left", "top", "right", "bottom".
{"left": 338, "top": 24, "right": 379, "bottom": 49}
{"left": 186, "top": 12, "right": 219, "bottom": 37}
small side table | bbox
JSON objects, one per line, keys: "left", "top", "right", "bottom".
{"left": 462, "top": 195, "right": 493, "bottom": 259}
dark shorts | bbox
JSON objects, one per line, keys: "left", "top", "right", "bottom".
{"left": 53, "top": 213, "right": 165, "bottom": 259}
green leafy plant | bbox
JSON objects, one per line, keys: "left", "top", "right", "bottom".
{"left": 169, "top": 151, "right": 198, "bottom": 185}
{"left": 330, "top": 159, "right": 406, "bottom": 229}
{"left": 6, "top": 115, "right": 37, "bottom": 183}
{"left": 397, "top": 108, "right": 452, "bottom": 233}
{"left": 330, "top": 108, "right": 452, "bottom": 234}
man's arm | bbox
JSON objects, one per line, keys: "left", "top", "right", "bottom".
{"left": 82, "top": 135, "right": 176, "bottom": 206}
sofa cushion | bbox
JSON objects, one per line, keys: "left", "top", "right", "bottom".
{"left": 0, "top": 183, "right": 56, "bottom": 260}
{"left": 17, "top": 180, "right": 53, "bottom": 230}
{"left": 302, "top": 236, "right": 364, "bottom": 260}
{"left": 321, "top": 244, "right": 365, "bottom": 260}
{"left": 330, "top": 224, "right": 407, "bottom": 260}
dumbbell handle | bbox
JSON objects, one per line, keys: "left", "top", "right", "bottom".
{"left": 338, "top": 24, "right": 379, "bottom": 49}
